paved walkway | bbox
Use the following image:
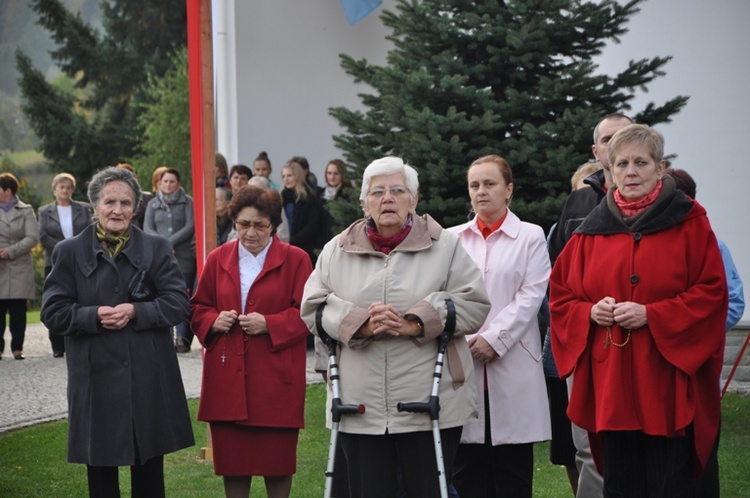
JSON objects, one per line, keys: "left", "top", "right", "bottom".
{"left": 1, "top": 324, "right": 748, "bottom": 433}
{"left": 0, "top": 323, "right": 323, "bottom": 433}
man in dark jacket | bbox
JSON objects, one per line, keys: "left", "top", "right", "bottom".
{"left": 547, "top": 113, "right": 633, "bottom": 498}
{"left": 549, "top": 113, "right": 633, "bottom": 265}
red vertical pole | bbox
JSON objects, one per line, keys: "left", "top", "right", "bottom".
{"left": 187, "top": 0, "right": 216, "bottom": 276}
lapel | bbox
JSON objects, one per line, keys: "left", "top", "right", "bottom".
{"left": 47, "top": 203, "right": 62, "bottom": 228}
{"left": 219, "top": 240, "right": 243, "bottom": 311}
{"left": 71, "top": 202, "right": 87, "bottom": 230}
{"left": 0, "top": 200, "right": 28, "bottom": 225}
{"left": 254, "top": 235, "right": 287, "bottom": 285}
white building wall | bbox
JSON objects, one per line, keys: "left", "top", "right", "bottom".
{"left": 232, "top": 0, "right": 393, "bottom": 179}
{"left": 228, "top": 0, "right": 748, "bottom": 323}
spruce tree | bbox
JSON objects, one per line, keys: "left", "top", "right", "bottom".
{"left": 15, "top": 0, "right": 186, "bottom": 189}
{"left": 329, "top": 0, "right": 688, "bottom": 230}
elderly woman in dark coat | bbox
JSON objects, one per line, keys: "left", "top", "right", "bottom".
{"left": 41, "top": 166, "right": 194, "bottom": 498}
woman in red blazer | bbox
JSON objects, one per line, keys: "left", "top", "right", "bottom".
{"left": 191, "top": 186, "right": 312, "bottom": 498}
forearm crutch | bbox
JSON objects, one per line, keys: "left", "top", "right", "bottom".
{"left": 397, "top": 299, "right": 456, "bottom": 498}
{"left": 316, "top": 303, "right": 365, "bottom": 498}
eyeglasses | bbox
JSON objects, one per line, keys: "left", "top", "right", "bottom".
{"left": 235, "top": 220, "right": 272, "bottom": 231}
{"left": 367, "top": 186, "right": 409, "bottom": 199}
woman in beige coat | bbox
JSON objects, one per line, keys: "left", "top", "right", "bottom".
{"left": 0, "top": 173, "right": 40, "bottom": 360}
{"left": 302, "top": 157, "right": 490, "bottom": 497}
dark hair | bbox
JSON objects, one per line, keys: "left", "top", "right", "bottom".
{"left": 254, "top": 151, "right": 271, "bottom": 169}
{"left": 0, "top": 173, "right": 19, "bottom": 195}
{"left": 88, "top": 166, "right": 142, "bottom": 212}
{"left": 291, "top": 156, "right": 310, "bottom": 172}
{"left": 216, "top": 187, "right": 232, "bottom": 202}
{"left": 215, "top": 153, "right": 228, "bottom": 177}
{"left": 665, "top": 168, "right": 697, "bottom": 199}
{"left": 162, "top": 168, "right": 181, "bottom": 183}
{"left": 593, "top": 113, "right": 634, "bottom": 144}
{"left": 229, "top": 186, "right": 282, "bottom": 234}
{"left": 229, "top": 164, "right": 253, "bottom": 179}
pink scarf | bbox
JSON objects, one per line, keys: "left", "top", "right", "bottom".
{"left": 614, "top": 180, "right": 663, "bottom": 217}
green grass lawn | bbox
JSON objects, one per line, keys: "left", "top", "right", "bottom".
{"left": 1, "top": 386, "right": 748, "bottom": 497}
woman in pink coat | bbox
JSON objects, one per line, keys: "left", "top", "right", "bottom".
{"left": 449, "top": 155, "right": 551, "bottom": 497}
{"left": 191, "top": 186, "right": 312, "bottom": 498}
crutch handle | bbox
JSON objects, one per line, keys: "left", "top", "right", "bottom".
{"left": 397, "top": 396, "right": 440, "bottom": 420}
{"left": 332, "top": 398, "right": 366, "bottom": 423}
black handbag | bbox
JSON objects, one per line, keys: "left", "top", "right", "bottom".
{"left": 127, "top": 270, "right": 157, "bottom": 302}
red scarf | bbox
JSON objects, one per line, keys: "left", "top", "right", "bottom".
{"left": 365, "top": 216, "right": 413, "bottom": 254}
{"left": 614, "top": 180, "right": 663, "bottom": 216}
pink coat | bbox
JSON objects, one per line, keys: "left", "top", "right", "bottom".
{"left": 449, "top": 210, "right": 551, "bottom": 445}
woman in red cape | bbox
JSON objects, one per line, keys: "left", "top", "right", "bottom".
{"left": 550, "top": 124, "right": 727, "bottom": 497}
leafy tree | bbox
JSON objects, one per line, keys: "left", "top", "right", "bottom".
{"left": 131, "top": 48, "right": 191, "bottom": 192}
{"left": 329, "top": 0, "right": 688, "bottom": 230}
{"left": 15, "top": 0, "right": 186, "bottom": 194}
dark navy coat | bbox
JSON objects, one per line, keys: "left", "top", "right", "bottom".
{"left": 41, "top": 224, "right": 194, "bottom": 466}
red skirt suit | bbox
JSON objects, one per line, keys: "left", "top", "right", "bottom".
{"left": 191, "top": 237, "right": 312, "bottom": 476}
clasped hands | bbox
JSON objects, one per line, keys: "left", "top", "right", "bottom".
{"left": 98, "top": 303, "right": 136, "bottom": 330}
{"left": 212, "top": 310, "right": 267, "bottom": 335}
{"left": 357, "top": 302, "right": 422, "bottom": 338}
{"left": 590, "top": 296, "right": 647, "bottom": 330}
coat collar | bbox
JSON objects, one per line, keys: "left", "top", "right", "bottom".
{"left": 454, "top": 209, "right": 521, "bottom": 240}
{"left": 42, "top": 201, "right": 88, "bottom": 224}
{"left": 218, "top": 236, "right": 291, "bottom": 301}
{"left": 76, "top": 224, "right": 150, "bottom": 277}
{"left": 577, "top": 177, "right": 698, "bottom": 236}
{"left": 0, "top": 198, "right": 31, "bottom": 221}
{"left": 339, "top": 214, "right": 443, "bottom": 255}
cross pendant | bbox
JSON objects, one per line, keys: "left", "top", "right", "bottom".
{"left": 221, "top": 352, "right": 226, "bottom": 366}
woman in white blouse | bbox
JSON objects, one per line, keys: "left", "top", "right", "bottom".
{"left": 38, "top": 173, "right": 92, "bottom": 357}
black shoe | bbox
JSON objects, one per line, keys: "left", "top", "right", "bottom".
{"left": 53, "top": 351, "right": 65, "bottom": 358}
{"left": 13, "top": 351, "right": 25, "bottom": 360}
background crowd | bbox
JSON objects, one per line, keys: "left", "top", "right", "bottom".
{"left": 0, "top": 124, "right": 739, "bottom": 497}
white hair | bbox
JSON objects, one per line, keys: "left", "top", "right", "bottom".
{"left": 359, "top": 156, "right": 419, "bottom": 203}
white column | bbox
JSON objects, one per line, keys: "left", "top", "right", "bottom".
{"left": 213, "top": 0, "right": 239, "bottom": 165}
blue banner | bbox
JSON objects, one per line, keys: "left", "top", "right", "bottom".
{"left": 340, "top": 0, "right": 383, "bottom": 25}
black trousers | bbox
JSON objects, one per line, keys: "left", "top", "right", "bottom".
{"left": 0, "top": 299, "right": 27, "bottom": 353}
{"left": 44, "top": 266, "right": 65, "bottom": 354}
{"left": 86, "top": 456, "right": 165, "bottom": 498}
{"left": 601, "top": 430, "right": 695, "bottom": 498}
{"left": 453, "top": 389, "right": 534, "bottom": 498}
{"left": 695, "top": 418, "right": 720, "bottom": 498}
{"left": 339, "top": 427, "right": 462, "bottom": 498}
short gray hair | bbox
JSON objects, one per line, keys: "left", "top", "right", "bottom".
{"left": 88, "top": 166, "right": 142, "bottom": 212}
{"left": 52, "top": 172, "right": 76, "bottom": 190}
{"left": 607, "top": 124, "right": 665, "bottom": 166}
{"left": 359, "top": 157, "right": 419, "bottom": 203}
{"left": 248, "top": 176, "right": 271, "bottom": 190}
